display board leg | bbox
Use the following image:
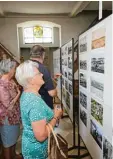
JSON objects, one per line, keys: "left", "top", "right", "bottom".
{"left": 68, "top": 145, "right": 89, "bottom": 159}
{"left": 68, "top": 152, "right": 90, "bottom": 159}
{"left": 68, "top": 146, "right": 86, "bottom": 151}
{"left": 67, "top": 105, "right": 90, "bottom": 159}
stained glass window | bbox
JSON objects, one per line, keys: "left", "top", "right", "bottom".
{"left": 23, "top": 26, "right": 52, "bottom": 43}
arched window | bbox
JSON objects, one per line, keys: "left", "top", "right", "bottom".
{"left": 23, "top": 26, "right": 52, "bottom": 43}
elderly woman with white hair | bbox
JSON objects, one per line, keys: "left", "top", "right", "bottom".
{"left": 0, "top": 59, "right": 22, "bottom": 159}
{"left": 15, "top": 60, "right": 62, "bottom": 159}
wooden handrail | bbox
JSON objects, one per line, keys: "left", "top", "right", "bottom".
{"left": 0, "top": 42, "right": 20, "bottom": 63}
{"left": 0, "top": 43, "right": 15, "bottom": 57}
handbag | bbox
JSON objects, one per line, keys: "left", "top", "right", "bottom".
{"left": 47, "top": 123, "right": 68, "bottom": 159}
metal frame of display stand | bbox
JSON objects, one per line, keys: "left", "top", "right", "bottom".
{"left": 68, "top": 40, "right": 90, "bottom": 159}
{"left": 60, "top": 39, "right": 91, "bottom": 159}
{"left": 68, "top": 96, "right": 90, "bottom": 159}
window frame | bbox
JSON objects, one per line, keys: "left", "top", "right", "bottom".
{"left": 23, "top": 26, "right": 53, "bottom": 44}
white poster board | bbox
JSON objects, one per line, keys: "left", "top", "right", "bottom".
{"left": 61, "top": 39, "right": 74, "bottom": 122}
{"left": 79, "top": 15, "right": 112, "bottom": 159}
{"left": 53, "top": 48, "right": 61, "bottom": 100}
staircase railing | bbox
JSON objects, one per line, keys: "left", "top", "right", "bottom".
{"left": 0, "top": 42, "right": 19, "bottom": 63}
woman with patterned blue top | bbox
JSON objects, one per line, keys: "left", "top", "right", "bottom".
{"left": 15, "top": 60, "right": 62, "bottom": 159}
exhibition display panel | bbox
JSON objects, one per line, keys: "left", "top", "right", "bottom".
{"left": 79, "top": 15, "right": 112, "bottom": 159}
{"left": 53, "top": 48, "right": 61, "bottom": 100}
{"left": 61, "top": 39, "right": 74, "bottom": 122}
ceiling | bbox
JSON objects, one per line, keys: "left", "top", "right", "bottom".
{"left": 0, "top": 1, "right": 112, "bottom": 18}
{"left": 85, "top": 1, "right": 112, "bottom": 10}
{"left": 0, "top": 1, "right": 76, "bottom": 14}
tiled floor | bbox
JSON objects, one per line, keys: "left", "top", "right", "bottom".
{"left": 55, "top": 117, "right": 92, "bottom": 159}
{"left": 16, "top": 116, "right": 92, "bottom": 159}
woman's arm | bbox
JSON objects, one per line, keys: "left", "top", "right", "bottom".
{"left": 0, "top": 86, "right": 10, "bottom": 108}
{"left": 31, "top": 117, "right": 57, "bottom": 142}
{"left": 10, "top": 87, "right": 20, "bottom": 106}
{"left": 31, "top": 106, "right": 62, "bottom": 142}
{"left": 8, "top": 86, "right": 21, "bottom": 110}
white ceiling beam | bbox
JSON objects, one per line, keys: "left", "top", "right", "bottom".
{"left": 69, "top": 1, "right": 91, "bottom": 17}
{"left": 0, "top": 5, "right": 4, "bottom": 15}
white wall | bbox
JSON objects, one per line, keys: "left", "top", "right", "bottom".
{"left": 0, "top": 12, "right": 97, "bottom": 58}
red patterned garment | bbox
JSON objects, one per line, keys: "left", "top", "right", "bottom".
{"left": 0, "top": 79, "right": 21, "bottom": 125}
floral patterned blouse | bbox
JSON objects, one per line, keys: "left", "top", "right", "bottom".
{"left": 0, "top": 79, "right": 21, "bottom": 125}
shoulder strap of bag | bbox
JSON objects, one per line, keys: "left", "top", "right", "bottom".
{"left": 57, "top": 134, "right": 67, "bottom": 145}
{"left": 47, "top": 123, "right": 67, "bottom": 158}
{"left": 47, "top": 125, "right": 51, "bottom": 154}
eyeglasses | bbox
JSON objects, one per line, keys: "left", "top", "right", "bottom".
{"left": 35, "top": 72, "right": 42, "bottom": 76}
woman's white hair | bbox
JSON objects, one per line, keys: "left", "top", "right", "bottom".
{"left": 15, "top": 60, "right": 39, "bottom": 87}
{"left": 0, "top": 58, "right": 16, "bottom": 75}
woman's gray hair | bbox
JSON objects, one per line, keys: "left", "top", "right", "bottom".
{"left": 15, "top": 60, "right": 39, "bottom": 87}
{"left": 30, "top": 45, "right": 45, "bottom": 59}
{"left": 0, "top": 58, "right": 16, "bottom": 75}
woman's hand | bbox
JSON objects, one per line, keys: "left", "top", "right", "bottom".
{"left": 17, "top": 87, "right": 21, "bottom": 95}
{"left": 54, "top": 105, "right": 63, "bottom": 119}
{"left": 8, "top": 88, "right": 21, "bottom": 111}
{"left": 8, "top": 99, "right": 16, "bottom": 111}
{"left": 53, "top": 73, "right": 62, "bottom": 80}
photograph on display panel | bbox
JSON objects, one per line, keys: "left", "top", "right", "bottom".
{"left": 54, "top": 58, "right": 60, "bottom": 70}
{"left": 79, "top": 36, "right": 87, "bottom": 53}
{"left": 65, "top": 80, "right": 68, "bottom": 90}
{"left": 62, "top": 77, "right": 64, "bottom": 86}
{"left": 69, "top": 84, "right": 72, "bottom": 94}
{"left": 68, "top": 71, "right": 72, "bottom": 81}
{"left": 80, "top": 108, "right": 87, "bottom": 127}
{"left": 103, "top": 137, "right": 113, "bottom": 159}
{"left": 62, "top": 58, "right": 68, "bottom": 66}
{"left": 56, "top": 59, "right": 60, "bottom": 69}
{"left": 64, "top": 59, "right": 68, "bottom": 66}
{"left": 92, "top": 27, "right": 105, "bottom": 49}
{"left": 62, "top": 67, "right": 67, "bottom": 78}
{"left": 91, "top": 98, "right": 103, "bottom": 125}
{"left": 68, "top": 56, "right": 72, "bottom": 69}
{"left": 61, "top": 48, "right": 64, "bottom": 56}
{"left": 90, "top": 120, "right": 102, "bottom": 149}
{"left": 64, "top": 46, "right": 68, "bottom": 55}
{"left": 53, "top": 49, "right": 60, "bottom": 73}
{"left": 62, "top": 67, "right": 65, "bottom": 76}
{"left": 68, "top": 46, "right": 72, "bottom": 54}
{"left": 91, "top": 78, "right": 104, "bottom": 100}
{"left": 65, "top": 71, "right": 68, "bottom": 78}
{"left": 61, "top": 50, "right": 64, "bottom": 56}
{"left": 80, "top": 73, "right": 87, "bottom": 88}
{"left": 80, "top": 60, "right": 87, "bottom": 70}
{"left": 91, "top": 57, "right": 104, "bottom": 74}
{"left": 80, "top": 91, "right": 87, "bottom": 109}
{"left": 62, "top": 86, "right": 66, "bottom": 100}
{"left": 61, "top": 45, "right": 68, "bottom": 56}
